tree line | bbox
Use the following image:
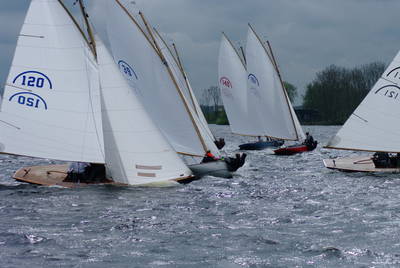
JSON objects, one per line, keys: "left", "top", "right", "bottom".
{"left": 303, "top": 62, "right": 385, "bottom": 124}
{"left": 200, "top": 62, "right": 385, "bottom": 125}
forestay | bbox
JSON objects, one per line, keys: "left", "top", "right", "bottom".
{"left": 106, "top": 1, "right": 206, "bottom": 158}
{"left": 0, "top": 0, "right": 104, "bottom": 163}
{"left": 97, "top": 39, "right": 192, "bottom": 185}
{"left": 245, "top": 26, "right": 298, "bottom": 140}
{"left": 152, "top": 30, "right": 220, "bottom": 157}
{"left": 218, "top": 34, "right": 255, "bottom": 136}
{"left": 326, "top": 51, "right": 400, "bottom": 153}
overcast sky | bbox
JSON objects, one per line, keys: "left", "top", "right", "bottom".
{"left": 1, "top": 0, "right": 400, "bottom": 104}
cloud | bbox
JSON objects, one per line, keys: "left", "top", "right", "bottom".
{"left": 2, "top": 0, "right": 400, "bottom": 104}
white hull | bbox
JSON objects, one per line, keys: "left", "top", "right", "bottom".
{"left": 323, "top": 156, "right": 400, "bottom": 173}
{"left": 190, "top": 161, "right": 233, "bottom": 178}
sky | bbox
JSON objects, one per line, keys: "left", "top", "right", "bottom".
{"left": 1, "top": 0, "right": 400, "bottom": 104}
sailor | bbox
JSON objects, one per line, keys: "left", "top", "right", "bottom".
{"left": 67, "top": 162, "right": 90, "bottom": 182}
{"left": 257, "top": 136, "right": 263, "bottom": 142}
{"left": 215, "top": 138, "right": 226, "bottom": 149}
{"left": 203, "top": 150, "right": 218, "bottom": 163}
{"left": 304, "top": 132, "right": 314, "bottom": 145}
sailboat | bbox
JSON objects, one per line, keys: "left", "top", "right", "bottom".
{"left": 1, "top": 0, "right": 194, "bottom": 187}
{"left": 219, "top": 24, "right": 317, "bottom": 154}
{"left": 103, "top": 0, "right": 246, "bottom": 178}
{"left": 323, "top": 50, "right": 400, "bottom": 172}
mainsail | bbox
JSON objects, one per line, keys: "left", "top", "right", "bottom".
{"left": 0, "top": 0, "right": 104, "bottom": 163}
{"left": 105, "top": 0, "right": 210, "bottom": 159}
{"left": 97, "top": 39, "right": 192, "bottom": 185}
{"left": 152, "top": 29, "right": 220, "bottom": 157}
{"left": 326, "top": 51, "right": 400, "bottom": 153}
{"left": 218, "top": 33, "right": 255, "bottom": 136}
{"left": 245, "top": 25, "right": 299, "bottom": 140}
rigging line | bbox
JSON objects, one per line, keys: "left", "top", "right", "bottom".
{"left": 0, "top": 120, "right": 20, "bottom": 130}
{"left": 19, "top": 34, "right": 44, "bottom": 39}
{"left": 381, "top": 77, "right": 398, "bottom": 85}
{"left": 352, "top": 113, "right": 368, "bottom": 123}
{"left": 5, "top": 84, "right": 32, "bottom": 92}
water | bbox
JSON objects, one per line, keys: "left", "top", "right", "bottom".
{"left": 1, "top": 125, "right": 400, "bottom": 267}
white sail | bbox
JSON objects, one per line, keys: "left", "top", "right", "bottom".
{"left": 245, "top": 26, "right": 298, "bottom": 140}
{"left": 218, "top": 34, "right": 256, "bottom": 136}
{"left": 97, "top": 39, "right": 192, "bottom": 185}
{"left": 290, "top": 102, "right": 306, "bottom": 141}
{"left": 105, "top": 1, "right": 206, "bottom": 159}
{"left": 0, "top": 0, "right": 104, "bottom": 163}
{"left": 152, "top": 30, "right": 220, "bottom": 157}
{"left": 326, "top": 51, "right": 400, "bottom": 152}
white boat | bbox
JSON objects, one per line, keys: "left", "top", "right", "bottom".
{"left": 324, "top": 50, "right": 400, "bottom": 172}
{"left": 2, "top": 0, "right": 194, "bottom": 187}
{"left": 219, "top": 25, "right": 316, "bottom": 154}
{"left": 103, "top": 0, "right": 245, "bottom": 177}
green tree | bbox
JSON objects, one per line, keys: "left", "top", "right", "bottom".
{"left": 303, "top": 62, "right": 385, "bottom": 125}
{"left": 283, "top": 81, "right": 298, "bottom": 102}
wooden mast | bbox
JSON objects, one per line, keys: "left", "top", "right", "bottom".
{"left": 248, "top": 23, "right": 299, "bottom": 141}
{"left": 78, "top": 0, "right": 97, "bottom": 59}
{"left": 138, "top": 12, "right": 208, "bottom": 153}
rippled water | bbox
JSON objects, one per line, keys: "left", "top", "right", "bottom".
{"left": 1, "top": 125, "right": 400, "bottom": 267}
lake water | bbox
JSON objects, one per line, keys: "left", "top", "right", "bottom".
{"left": 1, "top": 125, "right": 399, "bottom": 267}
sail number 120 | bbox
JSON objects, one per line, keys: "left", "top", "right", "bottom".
{"left": 20, "top": 76, "right": 45, "bottom": 88}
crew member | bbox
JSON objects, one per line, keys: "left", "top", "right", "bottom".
{"left": 203, "top": 150, "right": 217, "bottom": 163}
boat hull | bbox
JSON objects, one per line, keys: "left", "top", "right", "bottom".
{"left": 190, "top": 161, "right": 233, "bottom": 178}
{"left": 13, "top": 165, "right": 195, "bottom": 188}
{"left": 274, "top": 144, "right": 312, "bottom": 155}
{"left": 239, "top": 141, "right": 284, "bottom": 150}
{"left": 323, "top": 157, "right": 400, "bottom": 173}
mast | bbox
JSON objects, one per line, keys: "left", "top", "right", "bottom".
{"left": 78, "top": 0, "right": 97, "bottom": 58}
{"left": 138, "top": 12, "right": 208, "bottom": 153}
{"left": 240, "top": 46, "right": 247, "bottom": 65}
{"left": 248, "top": 24, "right": 299, "bottom": 141}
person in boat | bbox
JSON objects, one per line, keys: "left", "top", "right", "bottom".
{"left": 303, "top": 132, "right": 317, "bottom": 150}
{"left": 304, "top": 132, "right": 314, "bottom": 145}
{"left": 202, "top": 150, "right": 219, "bottom": 163}
{"left": 372, "top": 152, "right": 390, "bottom": 168}
{"left": 257, "top": 136, "right": 264, "bottom": 142}
{"left": 66, "top": 162, "right": 90, "bottom": 182}
{"left": 66, "top": 162, "right": 106, "bottom": 183}
{"left": 215, "top": 138, "right": 225, "bottom": 149}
